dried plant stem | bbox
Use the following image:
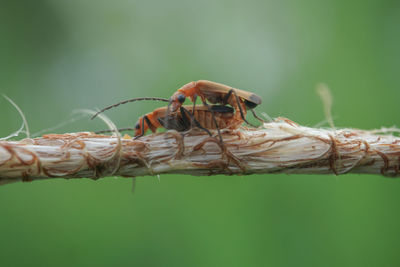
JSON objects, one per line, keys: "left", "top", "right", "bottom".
{"left": 1, "top": 118, "right": 400, "bottom": 185}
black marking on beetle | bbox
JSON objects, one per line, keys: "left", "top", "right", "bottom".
{"left": 249, "top": 94, "right": 262, "bottom": 105}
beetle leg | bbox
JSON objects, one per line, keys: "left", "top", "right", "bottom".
{"left": 222, "top": 89, "right": 233, "bottom": 105}
{"left": 226, "top": 89, "right": 258, "bottom": 127}
{"left": 201, "top": 101, "right": 223, "bottom": 143}
{"left": 144, "top": 116, "right": 158, "bottom": 132}
{"left": 179, "top": 106, "right": 192, "bottom": 130}
{"left": 134, "top": 115, "right": 154, "bottom": 139}
{"left": 250, "top": 109, "right": 268, "bottom": 123}
{"left": 134, "top": 116, "right": 146, "bottom": 139}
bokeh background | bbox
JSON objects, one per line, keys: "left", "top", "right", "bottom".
{"left": 1, "top": 0, "right": 400, "bottom": 266}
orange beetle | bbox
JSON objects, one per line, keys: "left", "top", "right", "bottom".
{"left": 168, "top": 80, "right": 264, "bottom": 126}
{"left": 96, "top": 105, "right": 243, "bottom": 139}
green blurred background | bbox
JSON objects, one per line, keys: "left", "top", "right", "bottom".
{"left": 1, "top": 0, "right": 400, "bottom": 266}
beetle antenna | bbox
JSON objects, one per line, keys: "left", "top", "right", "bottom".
{"left": 91, "top": 97, "right": 169, "bottom": 120}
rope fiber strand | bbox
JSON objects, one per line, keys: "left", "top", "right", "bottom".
{"left": 1, "top": 118, "right": 400, "bottom": 185}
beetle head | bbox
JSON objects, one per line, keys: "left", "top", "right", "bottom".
{"left": 169, "top": 91, "right": 186, "bottom": 112}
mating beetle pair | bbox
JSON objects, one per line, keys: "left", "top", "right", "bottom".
{"left": 92, "top": 80, "right": 264, "bottom": 140}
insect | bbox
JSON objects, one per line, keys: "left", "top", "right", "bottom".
{"left": 91, "top": 81, "right": 265, "bottom": 126}
{"left": 91, "top": 80, "right": 263, "bottom": 145}
{"left": 168, "top": 80, "right": 265, "bottom": 126}
{"left": 96, "top": 105, "right": 243, "bottom": 139}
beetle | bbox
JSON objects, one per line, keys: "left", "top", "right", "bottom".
{"left": 96, "top": 105, "right": 243, "bottom": 140}
{"left": 168, "top": 80, "right": 265, "bottom": 126}
{"left": 91, "top": 81, "right": 265, "bottom": 126}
